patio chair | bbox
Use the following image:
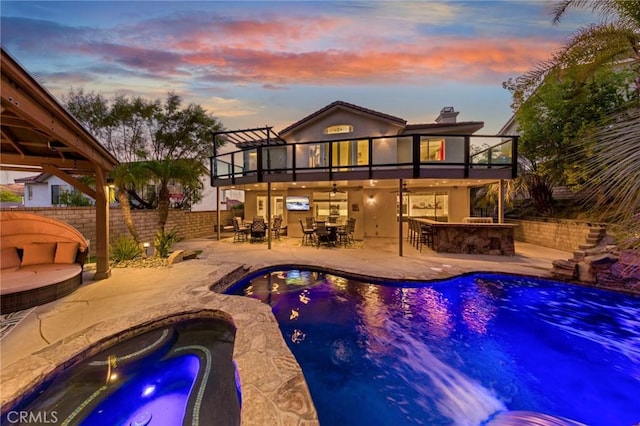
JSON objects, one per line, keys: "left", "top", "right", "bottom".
{"left": 337, "top": 217, "right": 356, "bottom": 246}
{"left": 271, "top": 215, "right": 283, "bottom": 240}
{"left": 337, "top": 217, "right": 355, "bottom": 247}
{"left": 337, "top": 223, "right": 349, "bottom": 247}
{"left": 305, "top": 216, "right": 315, "bottom": 230}
{"left": 300, "top": 220, "right": 315, "bottom": 246}
{"left": 250, "top": 219, "right": 266, "bottom": 242}
{"left": 233, "top": 217, "right": 249, "bottom": 242}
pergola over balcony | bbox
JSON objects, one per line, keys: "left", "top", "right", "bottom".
{"left": 210, "top": 132, "right": 518, "bottom": 186}
{"left": 1, "top": 48, "right": 119, "bottom": 279}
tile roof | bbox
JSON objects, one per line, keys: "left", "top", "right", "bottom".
{"left": 13, "top": 173, "right": 51, "bottom": 184}
{"left": 279, "top": 100, "right": 407, "bottom": 135}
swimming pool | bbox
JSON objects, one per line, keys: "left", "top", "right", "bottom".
{"left": 2, "top": 318, "right": 241, "bottom": 426}
{"left": 226, "top": 269, "right": 640, "bottom": 425}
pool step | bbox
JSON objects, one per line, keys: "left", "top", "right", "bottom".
{"left": 551, "top": 259, "right": 578, "bottom": 280}
{"left": 573, "top": 250, "right": 585, "bottom": 262}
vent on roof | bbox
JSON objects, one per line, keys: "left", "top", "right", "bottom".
{"left": 435, "top": 107, "right": 459, "bottom": 124}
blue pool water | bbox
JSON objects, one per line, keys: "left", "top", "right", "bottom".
{"left": 226, "top": 270, "right": 640, "bottom": 425}
{"left": 80, "top": 354, "right": 199, "bottom": 426}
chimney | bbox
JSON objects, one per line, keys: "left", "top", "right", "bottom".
{"left": 435, "top": 106, "right": 459, "bottom": 124}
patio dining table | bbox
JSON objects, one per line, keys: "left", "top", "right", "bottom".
{"left": 315, "top": 222, "right": 340, "bottom": 247}
{"left": 326, "top": 223, "right": 340, "bottom": 242}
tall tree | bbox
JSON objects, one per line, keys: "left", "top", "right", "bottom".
{"left": 65, "top": 91, "right": 154, "bottom": 243}
{"left": 143, "top": 93, "right": 223, "bottom": 231}
{"left": 65, "top": 91, "right": 224, "bottom": 239}
{"left": 507, "top": 66, "right": 633, "bottom": 187}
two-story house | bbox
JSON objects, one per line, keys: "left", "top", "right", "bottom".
{"left": 211, "top": 101, "right": 517, "bottom": 246}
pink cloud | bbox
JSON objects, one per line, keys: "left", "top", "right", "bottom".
{"left": 180, "top": 36, "right": 560, "bottom": 86}
{"left": 10, "top": 12, "right": 561, "bottom": 88}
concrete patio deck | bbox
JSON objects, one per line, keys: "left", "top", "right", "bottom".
{"left": 0, "top": 236, "right": 572, "bottom": 425}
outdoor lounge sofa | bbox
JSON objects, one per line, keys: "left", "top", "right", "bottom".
{"left": 1, "top": 212, "right": 89, "bottom": 313}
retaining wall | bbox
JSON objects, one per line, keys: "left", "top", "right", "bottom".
{"left": 509, "top": 219, "right": 602, "bottom": 252}
{"left": 0, "top": 207, "right": 239, "bottom": 253}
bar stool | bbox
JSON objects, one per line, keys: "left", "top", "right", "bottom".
{"left": 420, "top": 223, "right": 434, "bottom": 251}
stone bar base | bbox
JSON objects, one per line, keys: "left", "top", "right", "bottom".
{"left": 420, "top": 220, "right": 518, "bottom": 255}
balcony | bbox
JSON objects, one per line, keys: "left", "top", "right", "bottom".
{"left": 210, "top": 133, "right": 517, "bottom": 187}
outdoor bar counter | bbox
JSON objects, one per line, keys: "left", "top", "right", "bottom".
{"left": 416, "top": 218, "right": 518, "bottom": 255}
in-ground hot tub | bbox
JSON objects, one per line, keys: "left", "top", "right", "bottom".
{"left": 1, "top": 318, "right": 241, "bottom": 426}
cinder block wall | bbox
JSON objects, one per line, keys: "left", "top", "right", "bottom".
{"left": 509, "top": 219, "right": 597, "bottom": 252}
{"left": 1, "top": 207, "right": 239, "bottom": 250}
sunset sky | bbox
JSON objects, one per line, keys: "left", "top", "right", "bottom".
{"left": 2, "top": 1, "right": 596, "bottom": 136}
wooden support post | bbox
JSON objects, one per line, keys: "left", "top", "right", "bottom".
{"left": 93, "top": 166, "right": 111, "bottom": 280}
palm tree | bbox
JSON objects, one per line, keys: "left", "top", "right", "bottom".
{"left": 521, "top": 0, "right": 639, "bottom": 99}
{"left": 143, "top": 159, "right": 208, "bottom": 232}
{"left": 581, "top": 107, "right": 640, "bottom": 250}
{"left": 110, "top": 162, "right": 151, "bottom": 244}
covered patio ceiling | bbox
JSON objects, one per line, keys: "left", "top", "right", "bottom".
{"left": 221, "top": 178, "right": 499, "bottom": 192}
{"left": 1, "top": 47, "right": 119, "bottom": 279}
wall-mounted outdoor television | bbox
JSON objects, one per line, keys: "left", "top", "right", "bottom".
{"left": 286, "top": 195, "right": 310, "bottom": 211}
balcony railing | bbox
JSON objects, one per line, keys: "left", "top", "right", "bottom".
{"left": 210, "top": 133, "right": 518, "bottom": 186}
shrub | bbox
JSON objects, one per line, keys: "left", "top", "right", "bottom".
{"left": 110, "top": 235, "right": 142, "bottom": 262}
{"left": 59, "top": 189, "right": 93, "bottom": 206}
{"left": 0, "top": 188, "right": 22, "bottom": 202}
{"left": 154, "top": 228, "right": 183, "bottom": 258}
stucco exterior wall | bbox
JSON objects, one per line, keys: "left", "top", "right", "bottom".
{"left": 447, "top": 187, "right": 471, "bottom": 222}
{"left": 284, "top": 109, "right": 403, "bottom": 143}
{"left": 362, "top": 189, "right": 397, "bottom": 237}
